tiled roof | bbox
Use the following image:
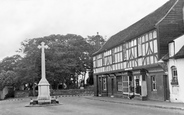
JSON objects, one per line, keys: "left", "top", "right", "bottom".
{"left": 174, "top": 46, "right": 184, "bottom": 59}
{"left": 94, "top": 0, "right": 177, "bottom": 55}
{"left": 161, "top": 53, "right": 169, "bottom": 61}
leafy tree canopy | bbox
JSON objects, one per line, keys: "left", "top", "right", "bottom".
{"left": 0, "top": 33, "right": 106, "bottom": 90}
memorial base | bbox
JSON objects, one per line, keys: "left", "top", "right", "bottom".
{"left": 27, "top": 77, "right": 60, "bottom": 106}
{"left": 26, "top": 97, "right": 59, "bottom": 107}
{"left": 37, "top": 78, "right": 51, "bottom": 104}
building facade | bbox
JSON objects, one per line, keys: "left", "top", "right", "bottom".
{"left": 93, "top": 0, "right": 184, "bottom": 101}
{"left": 166, "top": 35, "right": 184, "bottom": 103}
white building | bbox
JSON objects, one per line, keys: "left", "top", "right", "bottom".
{"left": 77, "top": 70, "right": 89, "bottom": 87}
{"left": 166, "top": 35, "right": 184, "bottom": 103}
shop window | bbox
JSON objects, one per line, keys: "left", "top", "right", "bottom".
{"left": 151, "top": 75, "right": 157, "bottom": 91}
{"left": 122, "top": 76, "right": 129, "bottom": 93}
{"left": 171, "top": 66, "right": 178, "bottom": 85}
{"left": 117, "top": 77, "right": 122, "bottom": 91}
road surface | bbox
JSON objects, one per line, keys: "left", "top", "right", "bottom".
{"left": 0, "top": 96, "right": 184, "bottom": 115}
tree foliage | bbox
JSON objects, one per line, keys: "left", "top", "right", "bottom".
{"left": 0, "top": 33, "right": 106, "bottom": 90}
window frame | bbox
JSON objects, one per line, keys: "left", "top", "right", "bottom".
{"left": 117, "top": 76, "right": 123, "bottom": 92}
{"left": 137, "top": 37, "right": 142, "bottom": 57}
{"left": 122, "top": 76, "right": 129, "bottom": 93}
{"left": 102, "top": 77, "right": 107, "bottom": 91}
{"left": 151, "top": 75, "right": 157, "bottom": 91}
{"left": 171, "top": 66, "right": 178, "bottom": 85}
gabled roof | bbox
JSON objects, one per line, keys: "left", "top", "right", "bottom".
{"left": 161, "top": 45, "right": 184, "bottom": 61}
{"left": 94, "top": 0, "right": 178, "bottom": 55}
{"left": 174, "top": 46, "right": 184, "bottom": 59}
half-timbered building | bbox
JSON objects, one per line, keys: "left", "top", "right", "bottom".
{"left": 93, "top": 0, "right": 184, "bottom": 101}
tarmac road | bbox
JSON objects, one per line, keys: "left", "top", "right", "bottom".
{"left": 0, "top": 96, "right": 184, "bottom": 115}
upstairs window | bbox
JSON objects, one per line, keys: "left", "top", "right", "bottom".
{"left": 104, "top": 50, "right": 112, "bottom": 66}
{"left": 96, "top": 54, "right": 102, "bottom": 67}
{"left": 153, "top": 31, "right": 157, "bottom": 39}
{"left": 171, "top": 66, "right": 178, "bottom": 85}
{"left": 114, "top": 45, "right": 123, "bottom": 63}
{"left": 93, "top": 57, "right": 96, "bottom": 68}
{"left": 138, "top": 37, "right": 142, "bottom": 57}
{"left": 122, "top": 44, "right": 127, "bottom": 61}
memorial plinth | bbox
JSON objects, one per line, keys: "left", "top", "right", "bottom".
{"left": 37, "top": 78, "right": 51, "bottom": 103}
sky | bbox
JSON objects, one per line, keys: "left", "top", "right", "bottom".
{"left": 0, "top": 0, "right": 169, "bottom": 61}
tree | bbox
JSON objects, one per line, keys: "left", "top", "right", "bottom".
{"left": 87, "top": 32, "right": 106, "bottom": 54}
{"left": 0, "top": 33, "right": 106, "bottom": 90}
{"left": 0, "top": 55, "right": 22, "bottom": 90}
{"left": 0, "top": 54, "right": 22, "bottom": 72}
{"left": 0, "top": 70, "right": 18, "bottom": 90}
{"left": 17, "top": 34, "right": 94, "bottom": 89}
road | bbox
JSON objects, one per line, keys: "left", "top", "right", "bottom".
{"left": 0, "top": 96, "right": 184, "bottom": 115}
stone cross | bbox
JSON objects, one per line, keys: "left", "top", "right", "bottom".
{"left": 38, "top": 42, "right": 49, "bottom": 80}
{"left": 37, "top": 42, "right": 51, "bottom": 102}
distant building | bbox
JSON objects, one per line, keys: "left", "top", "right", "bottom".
{"left": 93, "top": 0, "right": 184, "bottom": 101}
{"left": 77, "top": 70, "right": 89, "bottom": 87}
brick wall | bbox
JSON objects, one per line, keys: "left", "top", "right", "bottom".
{"left": 51, "top": 89, "right": 94, "bottom": 96}
{"left": 14, "top": 89, "right": 94, "bottom": 98}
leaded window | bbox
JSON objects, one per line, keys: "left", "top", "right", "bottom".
{"left": 117, "top": 76, "right": 122, "bottom": 92}
{"left": 171, "top": 66, "right": 178, "bottom": 85}
{"left": 151, "top": 75, "right": 157, "bottom": 91}
{"left": 122, "top": 76, "right": 129, "bottom": 93}
{"left": 96, "top": 54, "right": 102, "bottom": 67}
{"left": 102, "top": 77, "right": 107, "bottom": 91}
{"left": 114, "top": 45, "right": 123, "bottom": 63}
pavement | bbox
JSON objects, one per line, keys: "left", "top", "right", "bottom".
{"left": 2, "top": 95, "right": 184, "bottom": 110}
{"left": 85, "top": 96, "right": 184, "bottom": 110}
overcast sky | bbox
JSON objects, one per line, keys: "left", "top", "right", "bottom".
{"left": 0, "top": 0, "right": 169, "bottom": 61}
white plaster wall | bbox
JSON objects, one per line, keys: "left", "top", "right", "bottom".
{"left": 168, "top": 35, "right": 184, "bottom": 103}
{"left": 78, "top": 71, "right": 89, "bottom": 86}
{"left": 168, "top": 59, "right": 184, "bottom": 102}
{"left": 176, "top": 59, "right": 184, "bottom": 102}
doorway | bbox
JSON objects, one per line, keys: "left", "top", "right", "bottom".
{"left": 111, "top": 78, "right": 114, "bottom": 96}
{"left": 163, "top": 75, "right": 170, "bottom": 101}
